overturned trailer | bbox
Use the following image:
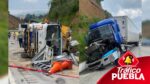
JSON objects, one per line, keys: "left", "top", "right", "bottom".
{"left": 20, "top": 22, "right": 79, "bottom": 70}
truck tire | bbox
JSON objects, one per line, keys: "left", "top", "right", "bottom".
{"left": 135, "top": 42, "right": 139, "bottom": 46}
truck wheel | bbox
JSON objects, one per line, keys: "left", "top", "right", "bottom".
{"left": 135, "top": 42, "right": 139, "bottom": 46}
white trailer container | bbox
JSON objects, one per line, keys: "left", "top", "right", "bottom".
{"left": 114, "top": 16, "right": 140, "bottom": 44}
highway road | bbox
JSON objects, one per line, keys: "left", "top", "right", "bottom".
{"left": 8, "top": 35, "right": 150, "bottom": 84}
{"left": 8, "top": 37, "right": 79, "bottom": 84}
{"left": 80, "top": 44, "right": 150, "bottom": 84}
{"left": 9, "top": 67, "right": 79, "bottom": 84}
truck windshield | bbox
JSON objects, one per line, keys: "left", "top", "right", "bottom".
{"left": 88, "top": 24, "right": 114, "bottom": 44}
{"left": 46, "top": 25, "right": 61, "bottom": 41}
{"left": 46, "top": 25, "right": 61, "bottom": 55}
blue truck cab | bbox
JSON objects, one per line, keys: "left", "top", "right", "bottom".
{"left": 89, "top": 18, "right": 123, "bottom": 45}
{"left": 86, "top": 18, "right": 122, "bottom": 69}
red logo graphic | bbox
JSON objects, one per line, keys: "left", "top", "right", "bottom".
{"left": 118, "top": 51, "right": 139, "bottom": 67}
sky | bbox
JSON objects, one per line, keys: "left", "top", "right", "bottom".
{"left": 142, "top": 0, "right": 150, "bottom": 21}
{"left": 101, "top": 0, "right": 142, "bottom": 32}
{"left": 9, "top": 0, "right": 50, "bottom": 16}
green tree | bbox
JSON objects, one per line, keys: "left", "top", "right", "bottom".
{"left": 48, "top": 0, "right": 79, "bottom": 24}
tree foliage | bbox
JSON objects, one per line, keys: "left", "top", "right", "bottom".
{"left": 24, "top": 14, "right": 46, "bottom": 22}
{"left": 142, "top": 20, "right": 150, "bottom": 25}
{"left": 104, "top": 10, "right": 112, "bottom": 18}
{"left": 48, "top": 0, "right": 79, "bottom": 23}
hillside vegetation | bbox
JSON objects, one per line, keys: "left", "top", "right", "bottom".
{"left": 48, "top": 0, "right": 79, "bottom": 25}
{"left": 9, "top": 14, "right": 21, "bottom": 30}
{"left": 0, "top": 0, "right": 8, "bottom": 76}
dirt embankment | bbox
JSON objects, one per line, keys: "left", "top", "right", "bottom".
{"left": 9, "top": 14, "right": 21, "bottom": 30}
{"left": 142, "top": 24, "right": 150, "bottom": 38}
{"left": 79, "top": 0, "right": 106, "bottom": 19}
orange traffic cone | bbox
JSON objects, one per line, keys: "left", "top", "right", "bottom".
{"left": 61, "top": 60, "right": 72, "bottom": 69}
{"left": 49, "top": 62, "right": 62, "bottom": 74}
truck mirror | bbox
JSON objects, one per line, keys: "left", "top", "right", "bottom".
{"left": 114, "top": 23, "right": 120, "bottom": 32}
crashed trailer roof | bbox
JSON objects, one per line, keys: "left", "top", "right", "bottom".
{"left": 89, "top": 18, "right": 116, "bottom": 30}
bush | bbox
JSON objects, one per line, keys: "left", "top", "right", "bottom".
{"left": 0, "top": 0, "right": 8, "bottom": 76}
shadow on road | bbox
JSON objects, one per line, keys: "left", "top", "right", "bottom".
{"left": 80, "top": 64, "right": 115, "bottom": 75}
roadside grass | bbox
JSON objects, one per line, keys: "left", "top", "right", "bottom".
{"left": 0, "top": 0, "right": 8, "bottom": 76}
{"left": 71, "top": 25, "right": 87, "bottom": 63}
